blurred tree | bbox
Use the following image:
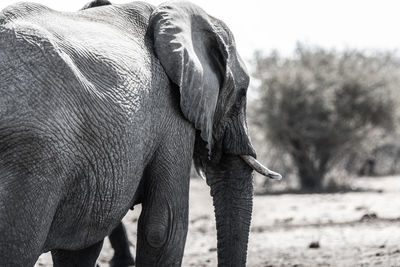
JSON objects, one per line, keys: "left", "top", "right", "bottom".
{"left": 253, "top": 44, "right": 397, "bottom": 190}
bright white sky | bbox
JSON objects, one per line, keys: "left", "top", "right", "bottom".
{"left": 1, "top": 0, "right": 400, "bottom": 61}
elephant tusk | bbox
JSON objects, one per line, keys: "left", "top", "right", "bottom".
{"left": 195, "top": 164, "right": 206, "bottom": 180}
{"left": 240, "top": 155, "right": 282, "bottom": 180}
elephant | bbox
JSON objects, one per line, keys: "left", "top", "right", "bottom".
{"left": 0, "top": 0, "right": 281, "bottom": 266}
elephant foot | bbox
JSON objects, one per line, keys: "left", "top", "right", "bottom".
{"left": 110, "top": 256, "right": 135, "bottom": 267}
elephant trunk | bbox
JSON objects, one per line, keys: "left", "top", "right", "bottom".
{"left": 206, "top": 155, "right": 253, "bottom": 266}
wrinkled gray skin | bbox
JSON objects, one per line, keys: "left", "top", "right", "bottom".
{"left": 79, "top": 3, "right": 135, "bottom": 267}
{"left": 0, "top": 0, "right": 257, "bottom": 266}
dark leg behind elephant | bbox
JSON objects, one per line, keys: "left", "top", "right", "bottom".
{"left": 109, "top": 222, "right": 135, "bottom": 267}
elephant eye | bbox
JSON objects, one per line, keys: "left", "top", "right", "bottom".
{"left": 238, "top": 88, "right": 247, "bottom": 98}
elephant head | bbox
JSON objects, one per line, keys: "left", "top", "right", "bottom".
{"left": 149, "top": 2, "right": 281, "bottom": 265}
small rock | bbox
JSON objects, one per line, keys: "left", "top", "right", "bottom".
{"left": 360, "top": 212, "right": 378, "bottom": 221}
{"left": 309, "top": 241, "right": 320, "bottom": 249}
{"left": 355, "top": 205, "right": 367, "bottom": 211}
{"left": 391, "top": 249, "right": 400, "bottom": 254}
{"left": 251, "top": 226, "right": 265, "bottom": 233}
{"left": 283, "top": 217, "right": 294, "bottom": 223}
{"left": 190, "top": 215, "right": 210, "bottom": 223}
{"left": 198, "top": 226, "right": 207, "bottom": 234}
{"left": 209, "top": 247, "right": 217, "bottom": 252}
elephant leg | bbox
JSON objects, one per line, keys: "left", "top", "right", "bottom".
{"left": 135, "top": 131, "right": 193, "bottom": 266}
{"left": 136, "top": 172, "right": 190, "bottom": 266}
{"left": 51, "top": 240, "right": 104, "bottom": 267}
{"left": 109, "top": 222, "right": 135, "bottom": 267}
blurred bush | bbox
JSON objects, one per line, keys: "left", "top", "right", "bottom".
{"left": 358, "top": 135, "right": 400, "bottom": 176}
{"left": 250, "top": 44, "right": 398, "bottom": 191}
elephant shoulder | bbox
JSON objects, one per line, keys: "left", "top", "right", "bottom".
{"left": 0, "top": 2, "right": 51, "bottom": 24}
{"left": 0, "top": 13, "right": 95, "bottom": 112}
{"left": 0, "top": 9, "right": 65, "bottom": 64}
{"left": 102, "top": 1, "right": 155, "bottom": 33}
{"left": 117, "top": 1, "right": 155, "bottom": 17}
{"left": 0, "top": 2, "right": 57, "bottom": 47}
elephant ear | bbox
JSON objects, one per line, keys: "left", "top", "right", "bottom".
{"left": 149, "top": 1, "right": 227, "bottom": 152}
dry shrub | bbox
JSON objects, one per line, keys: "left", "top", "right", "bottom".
{"left": 251, "top": 44, "right": 398, "bottom": 191}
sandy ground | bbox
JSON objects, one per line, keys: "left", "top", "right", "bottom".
{"left": 36, "top": 176, "right": 400, "bottom": 267}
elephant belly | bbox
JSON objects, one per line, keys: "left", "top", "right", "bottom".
{"left": 42, "top": 161, "right": 143, "bottom": 252}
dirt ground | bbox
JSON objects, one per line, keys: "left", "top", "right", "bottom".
{"left": 36, "top": 176, "right": 400, "bottom": 267}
